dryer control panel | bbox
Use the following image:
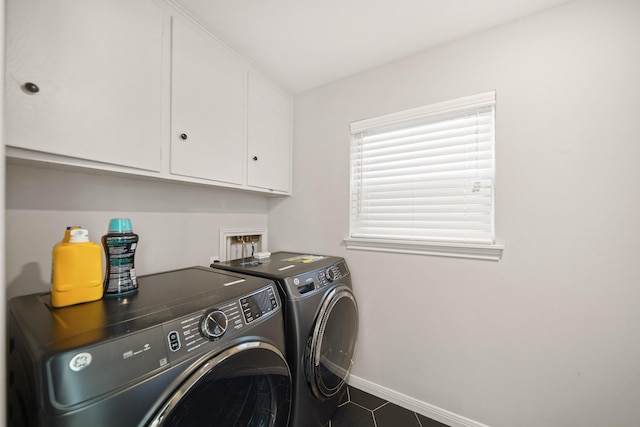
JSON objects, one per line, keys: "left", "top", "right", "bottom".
{"left": 318, "top": 261, "right": 349, "bottom": 286}
{"left": 288, "top": 261, "right": 350, "bottom": 296}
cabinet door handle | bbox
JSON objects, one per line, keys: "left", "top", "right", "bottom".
{"left": 180, "top": 133, "right": 188, "bottom": 140}
{"left": 252, "top": 156, "right": 258, "bottom": 161}
{"left": 23, "top": 82, "right": 40, "bottom": 93}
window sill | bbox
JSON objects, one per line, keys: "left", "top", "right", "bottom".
{"left": 343, "top": 238, "right": 504, "bottom": 261}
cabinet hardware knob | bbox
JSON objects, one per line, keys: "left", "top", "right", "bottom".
{"left": 180, "top": 133, "right": 188, "bottom": 140}
{"left": 23, "top": 82, "right": 39, "bottom": 93}
{"left": 253, "top": 156, "right": 258, "bottom": 161}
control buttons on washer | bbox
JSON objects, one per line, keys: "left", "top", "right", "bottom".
{"left": 168, "top": 331, "right": 181, "bottom": 352}
{"left": 241, "top": 287, "right": 279, "bottom": 324}
{"left": 200, "top": 309, "right": 228, "bottom": 340}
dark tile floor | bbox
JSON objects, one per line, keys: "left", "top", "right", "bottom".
{"left": 329, "top": 387, "right": 449, "bottom": 427}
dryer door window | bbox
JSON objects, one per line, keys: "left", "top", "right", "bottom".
{"left": 147, "top": 342, "right": 291, "bottom": 427}
{"left": 308, "top": 286, "right": 359, "bottom": 400}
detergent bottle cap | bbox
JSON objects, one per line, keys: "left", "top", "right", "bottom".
{"left": 108, "top": 218, "right": 133, "bottom": 233}
{"left": 69, "top": 229, "right": 90, "bottom": 243}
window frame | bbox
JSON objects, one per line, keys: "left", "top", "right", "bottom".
{"left": 345, "top": 91, "right": 504, "bottom": 261}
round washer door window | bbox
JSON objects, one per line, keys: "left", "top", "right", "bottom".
{"left": 148, "top": 342, "right": 291, "bottom": 427}
{"left": 308, "top": 285, "right": 359, "bottom": 400}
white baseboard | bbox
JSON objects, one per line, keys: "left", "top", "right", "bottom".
{"left": 347, "top": 375, "right": 491, "bottom": 427}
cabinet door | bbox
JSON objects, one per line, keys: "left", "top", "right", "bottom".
{"left": 170, "top": 18, "right": 246, "bottom": 185}
{"left": 5, "top": 0, "right": 163, "bottom": 171}
{"left": 247, "top": 73, "right": 292, "bottom": 193}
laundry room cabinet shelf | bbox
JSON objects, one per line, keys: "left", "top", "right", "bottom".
{"left": 169, "top": 16, "right": 246, "bottom": 186}
{"left": 5, "top": 0, "right": 292, "bottom": 196}
{"left": 4, "top": 0, "right": 164, "bottom": 173}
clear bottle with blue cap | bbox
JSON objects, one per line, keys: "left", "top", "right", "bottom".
{"left": 102, "top": 218, "right": 139, "bottom": 296}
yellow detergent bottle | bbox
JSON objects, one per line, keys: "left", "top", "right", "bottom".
{"left": 51, "top": 228, "right": 104, "bottom": 308}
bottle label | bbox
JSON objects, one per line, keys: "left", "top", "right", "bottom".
{"left": 104, "top": 235, "right": 138, "bottom": 294}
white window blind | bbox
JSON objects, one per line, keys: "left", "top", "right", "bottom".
{"left": 349, "top": 91, "right": 496, "bottom": 248}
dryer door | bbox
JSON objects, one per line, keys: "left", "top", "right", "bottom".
{"left": 147, "top": 341, "right": 291, "bottom": 427}
{"left": 307, "top": 285, "right": 359, "bottom": 400}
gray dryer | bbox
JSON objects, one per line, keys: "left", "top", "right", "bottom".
{"left": 211, "top": 252, "right": 359, "bottom": 427}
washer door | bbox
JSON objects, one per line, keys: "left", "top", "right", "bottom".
{"left": 307, "top": 285, "right": 359, "bottom": 400}
{"left": 148, "top": 341, "right": 291, "bottom": 427}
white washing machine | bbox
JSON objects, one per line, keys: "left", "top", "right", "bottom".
{"left": 8, "top": 267, "right": 291, "bottom": 427}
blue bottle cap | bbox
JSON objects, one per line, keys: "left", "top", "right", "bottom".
{"left": 108, "top": 218, "right": 133, "bottom": 233}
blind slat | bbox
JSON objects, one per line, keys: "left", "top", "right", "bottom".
{"left": 356, "top": 137, "right": 493, "bottom": 161}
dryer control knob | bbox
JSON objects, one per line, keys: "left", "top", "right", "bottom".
{"left": 200, "top": 309, "right": 228, "bottom": 340}
{"left": 325, "top": 267, "right": 337, "bottom": 282}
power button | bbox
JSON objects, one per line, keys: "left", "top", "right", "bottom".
{"left": 168, "top": 331, "right": 181, "bottom": 352}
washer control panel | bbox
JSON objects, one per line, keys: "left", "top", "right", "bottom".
{"left": 240, "top": 286, "right": 279, "bottom": 324}
{"left": 200, "top": 309, "right": 229, "bottom": 340}
{"left": 162, "top": 285, "right": 279, "bottom": 363}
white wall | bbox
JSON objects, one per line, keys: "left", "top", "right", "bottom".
{"left": 5, "top": 164, "right": 269, "bottom": 299}
{"left": 268, "top": 0, "right": 640, "bottom": 426}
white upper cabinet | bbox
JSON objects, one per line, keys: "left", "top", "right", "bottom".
{"left": 170, "top": 17, "right": 246, "bottom": 185}
{"left": 4, "top": 0, "right": 292, "bottom": 195}
{"left": 5, "top": 0, "right": 164, "bottom": 172}
{"left": 247, "top": 72, "right": 292, "bottom": 194}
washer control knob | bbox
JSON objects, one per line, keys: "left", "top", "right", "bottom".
{"left": 200, "top": 309, "right": 228, "bottom": 340}
{"left": 325, "top": 267, "right": 337, "bottom": 282}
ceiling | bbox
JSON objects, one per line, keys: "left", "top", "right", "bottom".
{"left": 171, "top": 0, "right": 572, "bottom": 95}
